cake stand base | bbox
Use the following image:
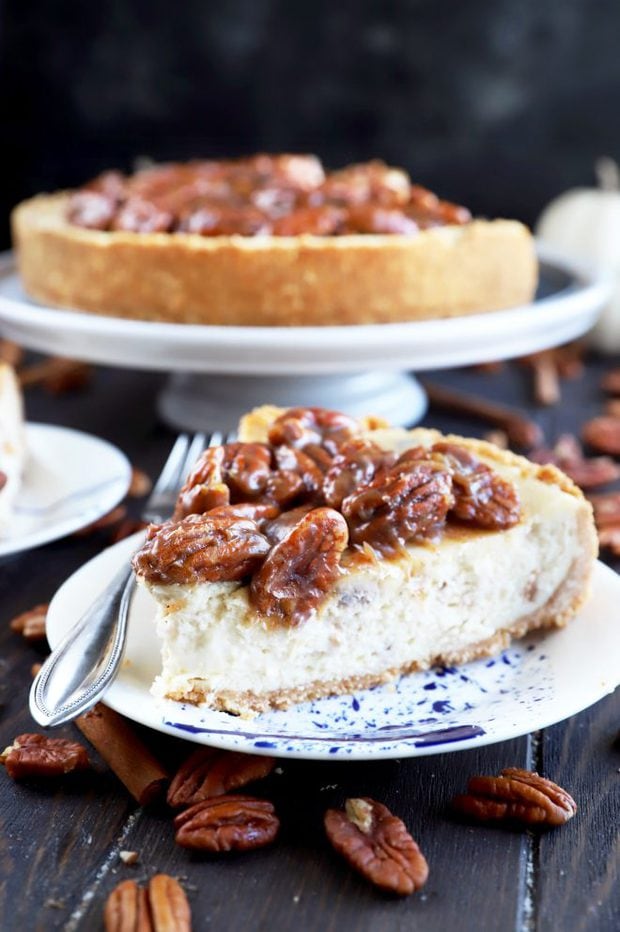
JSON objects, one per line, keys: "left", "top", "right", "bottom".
{"left": 157, "top": 371, "right": 428, "bottom": 431}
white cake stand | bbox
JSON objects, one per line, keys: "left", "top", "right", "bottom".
{"left": 0, "top": 248, "right": 609, "bottom": 429}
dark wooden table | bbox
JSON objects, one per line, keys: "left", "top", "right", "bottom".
{"left": 0, "top": 359, "right": 618, "bottom": 932}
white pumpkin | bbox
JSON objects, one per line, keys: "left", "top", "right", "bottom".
{"left": 535, "top": 158, "right": 620, "bottom": 352}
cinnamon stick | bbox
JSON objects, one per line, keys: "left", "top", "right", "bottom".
{"left": 422, "top": 382, "right": 543, "bottom": 448}
{"left": 76, "top": 704, "right": 169, "bottom": 806}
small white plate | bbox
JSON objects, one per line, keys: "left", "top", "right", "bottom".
{"left": 46, "top": 534, "right": 620, "bottom": 760}
{"left": 0, "top": 424, "right": 131, "bottom": 557}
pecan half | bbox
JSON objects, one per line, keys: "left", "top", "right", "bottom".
{"left": 587, "top": 491, "right": 620, "bottom": 528}
{"left": 132, "top": 513, "right": 270, "bottom": 584}
{"left": 0, "top": 733, "right": 90, "bottom": 779}
{"left": 600, "top": 368, "right": 620, "bottom": 394}
{"left": 10, "top": 603, "right": 48, "bottom": 642}
{"left": 324, "top": 797, "right": 429, "bottom": 895}
{"left": 174, "top": 794, "right": 279, "bottom": 852}
{"left": 128, "top": 467, "right": 153, "bottom": 498}
{"left": 174, "top": 446, "right": 231, "bottom": 518}
{"left": 167, "top": 748, "right": 275, "bottom": 808}
{"left": 452, "top": 767, "right": 577, "bottom": 827}
{"left": 432, "top": 442, "right": 521, "bottom": 529}
{"left": 342, "top": 459, "right": 454, "bottom": 554}
{"left": 323, "top": 439, "right": 395, "bottom": 509}
{"left": 582, "top": 416, "right": 620, "bottom": 456}
{"left": 250, "top": 507, "right": 349, "bottom": 624}
{"left": 104, "top": 875, "right": 191, "bottom": 932}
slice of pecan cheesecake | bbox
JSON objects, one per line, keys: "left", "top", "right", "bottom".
{"left": 0, "top": 363, "right": 25, "bottom": 527}
{"left": 132, "top": 406, "right": 597, "bottom": 717}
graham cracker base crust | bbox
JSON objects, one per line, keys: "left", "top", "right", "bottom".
{"left": 161, "top": 552, "right": 593, "bottom": 717}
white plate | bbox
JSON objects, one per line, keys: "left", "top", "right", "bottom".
{"left": 0, "top": 424, "right": 131, "bottom": 557}
{"left": 46, "top": 534, "right": 620, "bottom": 760}
{"left": 0, "top": 249, "right": 610, "bottom": 374}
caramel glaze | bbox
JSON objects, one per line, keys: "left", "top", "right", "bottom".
{"left": 133, "top": 408, "right": 521, "bottom": 627}
{"left": 67, "top": 155, "right": 471, "bottom": 237}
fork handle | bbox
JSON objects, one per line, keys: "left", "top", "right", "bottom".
{"left": 29, "top": 565, "right": 134, "bottom": 727}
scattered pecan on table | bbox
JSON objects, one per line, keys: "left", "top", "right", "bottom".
{"left": 600, "top": 368, "right": 620, "bottom": 395}
{"left": 0, "top": 733, "right": 90, "bottom": 780}
{"left": 104, "top": 874, "right": 191, "bottom": 932}
{"left": 167, "top": 748, "right": 275, "bottom": 808}
{"left": 9, "top": 603, "right": 49, "bottom": 643}
{"left": 324, "top": 797, "right": 429, "bottom": 896}
{"left": 128, "top": 467, "right": 153, "bottom": 498}
{"left": 174, "top": 794, "right": 280, "bottom": 852}
{"left": 452, "top": 767, "right": 577, "bottom": 827}
{"left": 582, "top": 416, "right": 620, "bottom": 457}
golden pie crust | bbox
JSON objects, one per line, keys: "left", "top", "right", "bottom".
{"left": 12, "top": 192, "right": 537, "bottom": 327}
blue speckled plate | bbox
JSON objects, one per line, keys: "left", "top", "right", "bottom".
{"left": 47, "top": 536, "right": 620, "bottom": 760}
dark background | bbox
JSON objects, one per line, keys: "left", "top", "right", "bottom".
{"left": 1, "top": 0, "right": 619, "bottom": 247}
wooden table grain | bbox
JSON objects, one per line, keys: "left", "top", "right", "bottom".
{"left": 0, "top": 360, "right": 618, "bottom": 932}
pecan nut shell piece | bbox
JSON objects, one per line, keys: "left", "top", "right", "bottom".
{"left": 324, "top": 797, "right": 429, "bottom": 896}
{"left": 132, "top": 513, "right": 270, "bottom": 585}
{"left": 174, "top": 794, "right": 279, "bottom": 852}
{"left": 0, "top": 733, "right": 90, "bottom": 780}
{"left": 250, "top": 507, "right": 349, "bottom": 624}
{"left": 452, "top": 767, "right": 577, "bottom": 827}
{"left": 167, "top": 747, "right": 275, "bottom": 808}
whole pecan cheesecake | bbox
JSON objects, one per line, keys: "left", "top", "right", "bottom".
{"left": 132, "top": 405, "right": 597, "bottom": 716}
{"left": 12, "top": 155, "right": 537, "bottom": 326}
{"left": 0, "top": 364, "right": 25, "bottom": 528}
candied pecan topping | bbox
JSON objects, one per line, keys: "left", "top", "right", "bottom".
{"left": 344, "top": 205, "right": 419, "bottom": 235}
{"left": 132, "top": 513, "right": 270, "bottom": 584}
{"left": 67, "top": 191, "right": 116, "bottom": 230}
{"left": 268, "top": 406, "right": 359, "bottom": 452}
{"left": 250, "top": 507, "right": 349, "bottom": 624}
{"left": 104, "top": 875, "right": 191, "bottom": 932}
{"left": 342, "top": 459, "right": 454, "bottom": 554}
{"left": 0, "top": 733, "right": 90, "bottom": 780}
{"left": 174, "top": 794, "right": 279, "bottom": 852}
{"left": 325, "top": 797, "right": 429, "bottom": 895}
{"left": 273, "top": 445, "right": 324, "bottom": 499}
{"left": 323, "top": 439, "right": 395, "bottom": 509}
{"left": 68, "top": 155, "right": 471, "bottom": 235}
{"left": 167, "top": 748, "right": 275, "bottom": 808}
{"left": 432, "top": 442, "right": 520, "bottom": 529}
{"left": 174, "top": 446, "right": 230, "bottom": 518}
{"left": 263, "top": 503, "right": 315, "bottom": 544}
{"left": 452, "top": 767, "right": 577, "bottom": 827}
{"left": 111, "top": 197, "right": 173, "bottom": 233}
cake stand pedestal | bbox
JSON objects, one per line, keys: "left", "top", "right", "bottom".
{"left": 157, "top": 371, "right": 427, "bottom": 431}
{"left": 0, "top": 248, "right": 609, "bottom": 430}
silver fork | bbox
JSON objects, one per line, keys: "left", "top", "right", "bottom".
{"left": 29, "top": 431, "right": 224, "bottom": 728}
